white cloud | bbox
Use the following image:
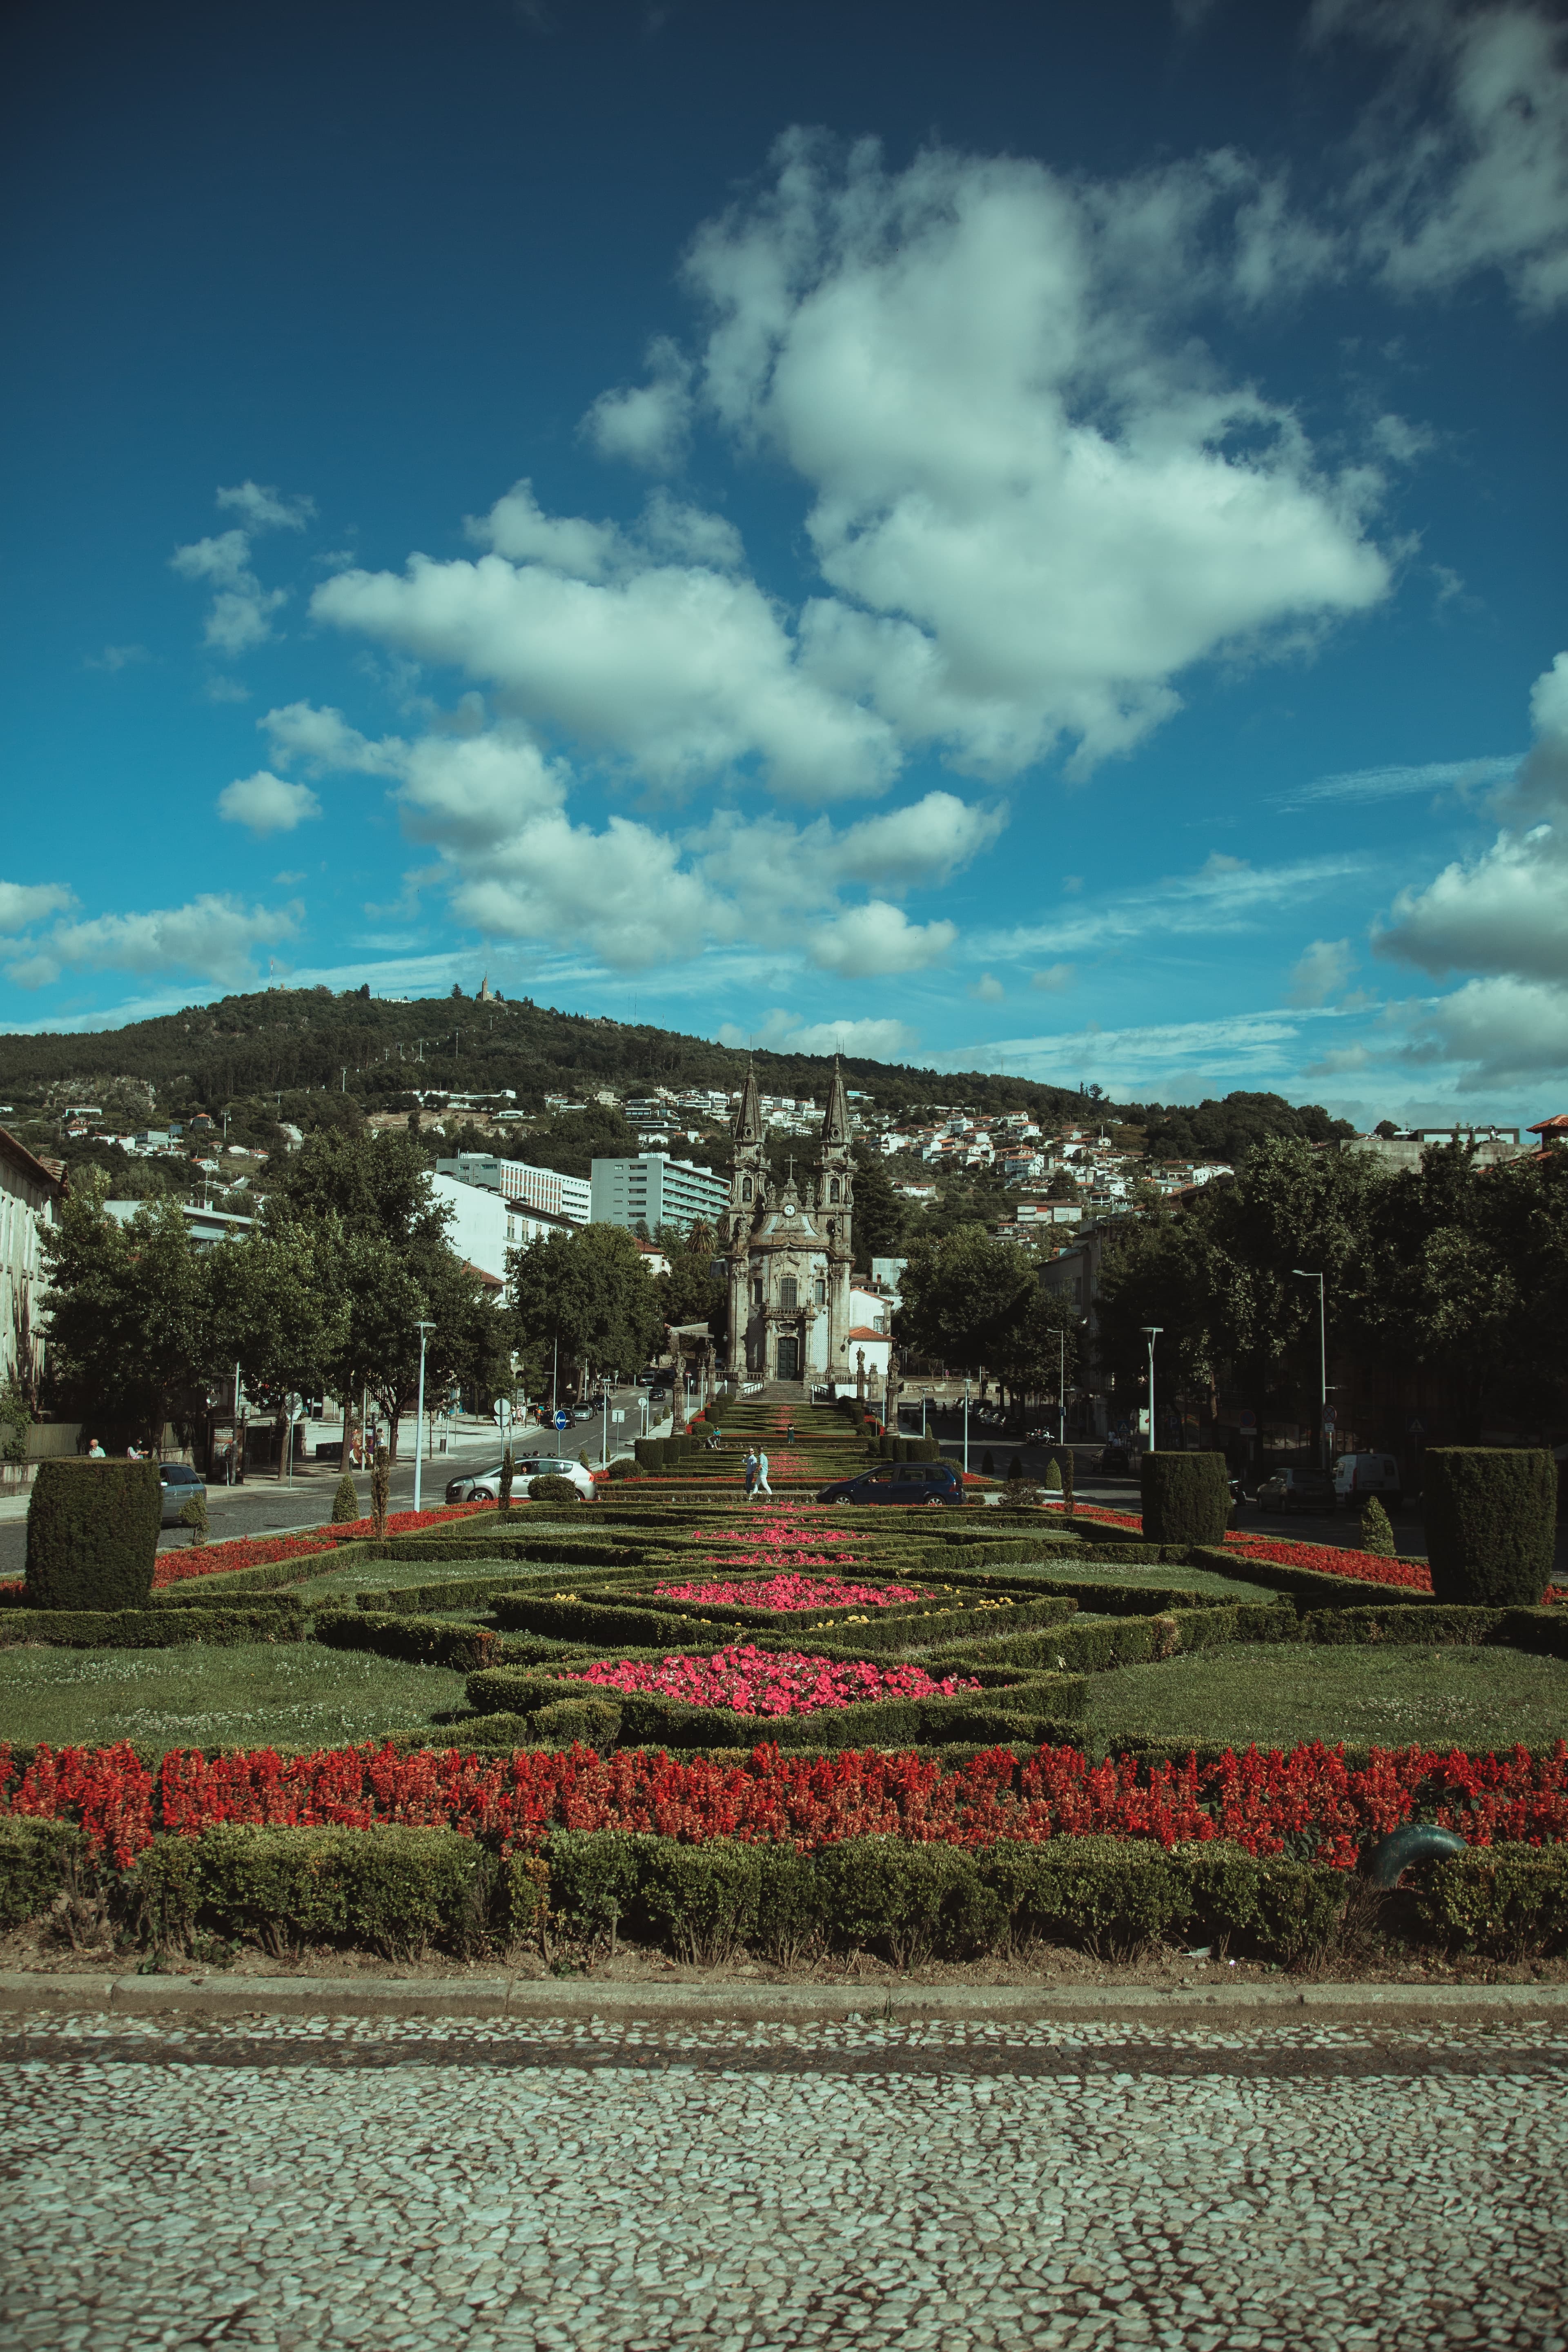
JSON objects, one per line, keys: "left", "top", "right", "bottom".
{"left": 314, "top": 525, "right": 900, "bottom": 803}
{"left": 684, "top": 134, "right": 1389, "bottom": 779}
{"left": 1407, "top": 974, "right": 1568, "bottom": 1085}
{"left": 261, "top": 702, "right": 403, "bottom": 775}
{"left": 582, "top": 336, "right": 693, "bottom": 469}
{"left": 217, "top": 771, "right": 323, "bottom": 836}
{"left": 968, "top": 972, "right": 1006, "bottom": 1002}
{"left": 171, "top": 528, "right": 288, "bottom": 656}
{"left": 1277, "top": 752, "right": 1520, "bottom": 809}
{"left": 0, "top": 881, "right": 75, "bottom": 934}
{"left": 1287, "top": 937, "right": 1355, "bottom": 1006}
{"left": 717, "top": 1009, "right": 920, "bottom": 1058}
{"left": 639, "top": 488, "right": 745, "bottom": 571}
{"left": 471, "top": 479, "right": 626, "bottom": 579}
{"left": 216, "top": 480, "right": 316, "bottom": 532}
{"left": 1321, "top": 0, "right": 1568, "bottom": 313}
{"left": 831, "top": 791, "right": 1007, "bottom": 888}
{"left": 806, "top": 900, "right": 956, "bottom": 977}
{"left": 989, "top": 849, "right": 1365, "bottom": 960}
{"left": 85, "top": 643, "right": 149, "bottom": 673}
{"left": 6, "top": 895, "right": 299, "bottom": 989}
{"left": 1031, "top": 962, "right": 1075, "bottom": 992}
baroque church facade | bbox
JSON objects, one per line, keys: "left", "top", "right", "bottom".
{"left": 724, "top": 1065, "right": 855, "bottom": 1385}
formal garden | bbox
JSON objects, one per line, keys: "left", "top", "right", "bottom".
{"left": 1, "top": 1396, "right": 1565, "bottom": 1976}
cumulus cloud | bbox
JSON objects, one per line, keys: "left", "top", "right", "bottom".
{"left": 1320, "top": 0, "right": 1568, "bottom": 313}
{"left": 261, "top": 702, "right": 404, "bottom": 775}
{"left": 1407, "top": 973, "right": 1568, "bottom": 1084}
{"left": 1287, "top": 937, "right": 1355, "bottom": 1005}
{"left": 717, "top": 1009, "right": 920, "bottom": 1058}
{"left": 217, "top": 771, "right": 323, "bottom": 836}
{"left": 1031, "top": 962, "right": 1076, "bottom": 992}
{"left": 968, "top": 972, "right": 1006, "bottom": 1002}
{"left": 216, "top": 480, "right": 316, "bottom": 531}
{"left": 806, "top": 900, "right": 957, "bottom": 977}
{"left": 684, "top": 133, "right": 1389, "bottom": 779}
{"left": 0, "top": 881, "right": 76, "bottom": 934}
{"left": 6, "top": 895, "right": 298, "bottom": 989}
{"left": 314, "top": 520, "right": 900, "bottom": 803}
{"left": 582, "top": 336, "right": 694, "bottom": 469}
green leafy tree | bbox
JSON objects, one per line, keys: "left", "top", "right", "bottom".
{"left": 849, "top": 1144, "right": 909, "bottom": 1271}
{"left": 40, "top": 1181, "right": 212, "bottom": 1450}
{"left": 510, "top": 1223, "right": 663, "bottom": 1395}
{"left": 209, "top": 1221, "right": 348, "bottom": 1479}
{"left": 657, "top": 1222, "right": 726, "bottom": 1337}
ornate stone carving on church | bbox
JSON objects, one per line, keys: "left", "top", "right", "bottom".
{"left": 724, "top": 1060, "right": 855, "bottom": 1385}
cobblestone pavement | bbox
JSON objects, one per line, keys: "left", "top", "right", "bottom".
{"left": 4, "top": 2010, "right": 1566, "bottom": 2350}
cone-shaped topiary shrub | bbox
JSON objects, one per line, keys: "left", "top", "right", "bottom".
{"left": 1359, "top": 1496, "right": 1396, "bottom": 1558}
{"left": 178, "top": 1492, "right": 208, "bottom": 1546}
{"left": 25, "top": 1460, "right": 159, "bottom": 1610}
{"left": 331, "top": 1472, "right": 361, "bottom": 1523}
{"left": 981, "top": 1450, "right": 996, "bottom": 1477}
{"left": 1044, "top": 1457, "right": 1063, "bottom": 1492}
{"left": 1008, "top": 1453, "right": 1024, "bottom": 1483}
{"left": 1140, "top": 1452, "right": 1230, "bottom": 1546}
{"left": 1423, "top": 1448, "right": 1557, "bottom": 1606}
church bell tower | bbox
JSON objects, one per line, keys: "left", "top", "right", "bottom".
{"left": 817, "top": 1060, "right": 854, "bottom": 1382}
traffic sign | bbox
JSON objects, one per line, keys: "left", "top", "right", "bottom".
{"left": 492, "top": 1399, "right": 512, "bottom": 1428}
{"left": 554, "top": 1408, "right": 570, "bottom": 1430}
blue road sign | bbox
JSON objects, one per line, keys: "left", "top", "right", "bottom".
{"left": 554, "top": 1409, "right": 570, "bottom": 1430}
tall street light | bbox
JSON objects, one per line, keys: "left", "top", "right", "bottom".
{"left": 412, "top": 1320, "right": 436, "bottom": 1514}
{"left": 1141, "top": 1326, "right": 1163, "bottom": 1454}
{"left": 1291, "top": 1270, "right": 1327, "bottom": 1469}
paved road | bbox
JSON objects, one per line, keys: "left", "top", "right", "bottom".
{"left": 2, "top": 2007, "right": 1564, "bottom": 2350}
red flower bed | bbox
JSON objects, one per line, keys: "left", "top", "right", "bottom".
{"left": 5, "top": 1735, "right": 1565, "bottom": 1869}
{"left": 1221, "top": 1533, "right": 1434, "bottom": 1592}
{"left": 655, "top": 1574, "right": 921, "bottom": 1611}
{"left": 569, "top": 1644, "right": 982, "bottom": 1716}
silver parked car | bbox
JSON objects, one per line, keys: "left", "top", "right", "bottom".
{"left": 444, "top": 1455, "right": 596, "bottom": 1503}
{"left": 158, "top": 1462, "right": 208, "bottom": 1527}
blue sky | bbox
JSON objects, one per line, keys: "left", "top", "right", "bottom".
{"left": 3, "top": 0, "right": 1566, "bottom": 1127}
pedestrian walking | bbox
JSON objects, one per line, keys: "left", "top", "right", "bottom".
{"left": 754, "top": 1447, "right": 773, "bottom": 1499}
{"left": 743, "top": 1448, "right": 759, "bottom": 1499}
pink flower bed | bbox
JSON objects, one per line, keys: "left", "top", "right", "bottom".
{"left": 653, "top": 1574, "right": 922, "bottom": 1611}
{"left": 570, "top": 1643, "right": 982, "bottom": 1717}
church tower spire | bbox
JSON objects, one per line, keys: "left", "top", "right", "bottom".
{"left": 733, "top": 1062, "right": 763, "bottom": 1148}
{"left": 821, "top": 1057, "right": 851, "bottom": 1149}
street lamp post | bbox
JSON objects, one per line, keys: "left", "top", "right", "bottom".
{"left": 962, "top": 1375, "right": 971, "bottom": 1475}
{"left": 1058, "top": 1328, "right": 1066, "bottom": 1448}
{"left": 412, "top": 1321, "right": 436, "bottom": 1514}
{"left": 1141, "top": 1326, "right": 1163, "bottom": 1454}
{"left": 1291, "top": 1270, "right": 1328, "bottom": 1469}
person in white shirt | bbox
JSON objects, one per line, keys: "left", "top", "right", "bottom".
{"left": 754, "top": 1448, "right": 773, "bottom": 1499}
{"left": 86, "top": 1439, "right": 106, "bottom": 1459}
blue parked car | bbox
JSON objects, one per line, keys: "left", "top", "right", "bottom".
{"left": 815, "top": 1460, "right": 965, "bottom": 1507}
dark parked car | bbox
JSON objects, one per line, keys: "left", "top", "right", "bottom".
{"left": 157, "top": 1462, "right": 207, "bottom": 1527}
{"left": 1096, "top": 1444, "right": 1134, "bottom": 1477}
{"left": 816, "top": 1460, "right": 965, "bottom": 1507}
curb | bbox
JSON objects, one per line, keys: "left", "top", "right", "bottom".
{"left": 1, "top": 1969, "right": 1564, "bottom": 2024}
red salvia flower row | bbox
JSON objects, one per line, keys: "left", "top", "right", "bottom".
{"left": 4, "top": 1735, "right": 1564, "bottom": 1870}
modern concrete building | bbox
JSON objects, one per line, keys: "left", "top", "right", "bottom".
{"left": 434, "top": 1154, "right": 591, "bottom": 1224}
{"left": 103, "top": 1200, "right": 254, "bottom": 1251}
{"left": 590, "top": 1154, "right": 730, "bottom": 1235}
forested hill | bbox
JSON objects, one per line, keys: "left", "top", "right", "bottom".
{"left": 0, "top": 982, "right": 1354, "bottom": 1154}
{"left": 0, "top": 985, "right": 1091, "bottom": 1124}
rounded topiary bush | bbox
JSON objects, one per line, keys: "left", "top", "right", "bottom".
{"left": 527, "top": 1473, "right": 581, "bottom": 1506}
{"left": 605, "top": 1456, "right": 644, "bottom": 1481}
{"left": 1423, "top": 1448, "right": 1557, "bottom": 1606}
{"left": 25, "top": 1459, "right": 160, "bottom": 1610}
{"left": 331, "top": 1471, "right": 361, "bottom": 1524}
{"left": 527, "top": 1697, "right": 622, "bottom": 1752}
{"left": 1140, "top": 1452, "right": 1230, "bottom": 1546}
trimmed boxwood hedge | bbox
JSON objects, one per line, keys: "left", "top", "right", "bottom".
{"left": 1423, "top": 1448, "right": 1557, "bottom": 1607}
{"left": 25, "top": 1459, "right": 160, "bottom": 1611}
{"left": 0, "top": 1601, "right": 305, "bottom": 1649}
{"left": 312, "top": 1608, "right": 501, "bottom": 1671}
{"left": 0, "top": 1816, "right": 89, "bottom": 1925}
{"left": 126, "top": 1823, "right": 543, "bottom": 1958}
{"left": 1140, "top": 1453, "right": 1231, "bottom": 1547}
{"left": 1414, "top": 1842, "right": 1568, "bottom": 1958}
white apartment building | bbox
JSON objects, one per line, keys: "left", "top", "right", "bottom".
{"left": 0, "top": 1128, "right": 64, "bottom": 1398}
{"left": 590, "top": 1154, "right": 730, "bottom": 1234}
{"left": 434, "top": 1154, "right": 591, "bottom": 1224}
{"left": 430, "top": 1172, "right": 572, "bottom": 1282}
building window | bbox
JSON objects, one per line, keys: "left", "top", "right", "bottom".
{"left": 779, "top": 1276, "right": 798, "bottom": 1312}
{"left": 829, "top": 1178, "right": 841, "bottom": 1203}
{"left": 742, "top": 1176, "right": 752, "bottom": 1202}
{"left": 753, "top": 1278, "right": 763, "bottom": 1305}
{"left": 814, "top": 1278, "right": 826, "bottom": 1306}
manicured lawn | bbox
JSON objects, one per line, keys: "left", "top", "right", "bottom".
{"left": 0, "top": 1642, "right": 469, "bottom": 1760}
{"left": 1085, "top": 1641, "right": 1568, "bottom": 1754}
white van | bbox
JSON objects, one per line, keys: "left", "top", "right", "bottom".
{"left": 1333, "top": 1453, "right": 1403, "bottom": 1510}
